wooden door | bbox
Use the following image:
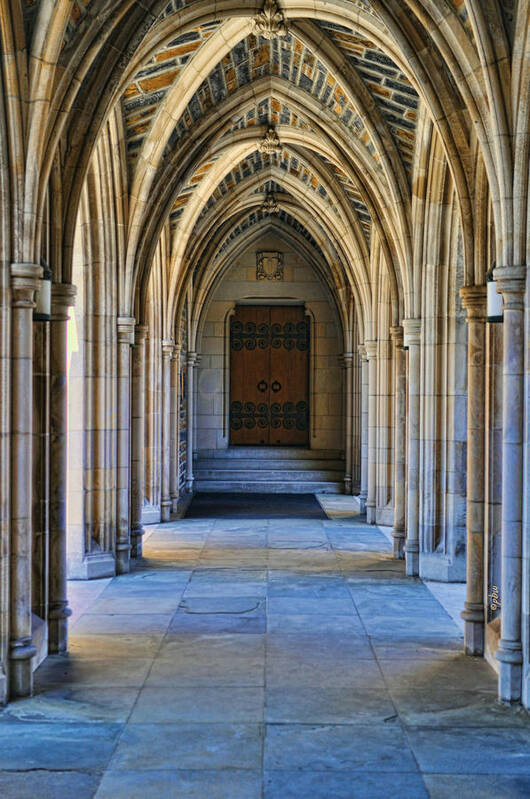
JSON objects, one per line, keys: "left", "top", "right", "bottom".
{"left": 229, "top": 305, "right": 309, "bottom": 446}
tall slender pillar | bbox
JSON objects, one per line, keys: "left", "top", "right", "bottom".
{"left": 116, "top": 317, "right": 135, "bottom": 574}
{"left": 131, "top": 324, "right": 147, "bottom": 557}
{"left": 403, "top": 318, "right": 422, "bottom": 577}
{"left": 170, "top": 344, "right": 181, "bottom": 515}
{"left": 9, "top": 263, "right": 42, "bottom": 697}
{"left": 390, "top": 326, "right": 406, "bottom": 558}
{"left": 359, "top": 345, "right": 368, "bottom": 512}
{"left": 365, "top": 341, "right": 377, "bottom": 524}
{"left": 161, "top": 340, "right": 174, "bottom": 522}
{"left": 460, "top": 286, "right": 487, "bottom": 654}
{"left": 186, "top": 351, "right": 198, "bottom": 491}
{"left": 493, "top": 266, "right": 526, "bottom": 703}
{"left": 342, "top": 353, "right": 353, "bottom": 494}
{"left": 48, "top": 283, "right": 76, "bottom": 653}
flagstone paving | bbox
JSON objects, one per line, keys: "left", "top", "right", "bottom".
{"left": 1, "top": 495, "right": 529, "bottom": 798}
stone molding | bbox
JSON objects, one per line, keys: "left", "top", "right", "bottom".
{"left": 402, "top": 317, "right": 421, "bottom": 346}
{"left": 340, "top": 352, "right": 353, "bottom": 368}
{"left": 187, "top": 351, "right": 198, "bottom": 367}
{"left": 389, "top": 325, "right": 404, "bottom": 346}
{"left": 358, "top": 343, "right": 367, "bottom": 361}
{"left": 493, "top": 265, "right": 526, "bottom": 310}
{"left": 365, "top": 340, "right": 377, "bottom": 360}
{"left": 51, "top": 283, "right": 77, "bottom": 321}
{"left": 117, "top": 316, "right": 135, "bottom": 345}
{"left": 10, "top": 263, "right": 43, "bottom": 307}
{"left": 162, "top": 339, "right": 175, "bottom": 359}
{"left": 134, "top": 323, "right": 148, "bottom": 345}
{"left": 253, "top": 0, "right": 289, "bottom": 40}
{"left": 460, "top": 284, "right": 487, "bottom": 320}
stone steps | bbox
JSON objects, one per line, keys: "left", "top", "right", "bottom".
{"left": 193, "top": 447, "right": 345, "bottom": 494}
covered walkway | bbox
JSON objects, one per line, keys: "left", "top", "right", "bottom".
{"left": 1, "top": 496, "right": 529, "bottom": 798}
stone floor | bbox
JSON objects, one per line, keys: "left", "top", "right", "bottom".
{"left": 1, "top": 495, "right": 530, "bottom": 798}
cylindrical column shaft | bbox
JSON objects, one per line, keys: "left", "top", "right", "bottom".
{"left": 116, "top": 317, "right": 135, "bottom": 574}
{"left": 403, "top": 318, "right": 421, "bottom": 577}
{"left": 460, "top": 286, "right": 487, "bottom": 655}
{"left": 48, "top": 283, "right": 76, "bottom": 653}
{"left": 186, "top": 352, "right": 197, "bottom": 490}
{"left": 390, "top": 326, "right": 406, "bottom": 558}
{"left": 131, "top": 324, "right": 147, "bottom": 557}
{"left": 170, "top": 345, "right": 181, "bottom": 514}
{"left": 359, "top": 346, "right": 368, "bottom": 513}
{"left": 161, "top": 341, "right": 174, "bottom": 522}
{"left": 9, "top": 263, "right": 42, "bottom": 697}
{"left": 494, "top": 266, "right": 526, "bottom": 703}
{"left": 365, "top": 341, "right": 377, "bottom": 524}
{"left": 343, "top": 353, "right": 353, "bottom": 494}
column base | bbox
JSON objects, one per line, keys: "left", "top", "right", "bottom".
{"left": 161, "top": 500, "right": 172, "bottom": 523}
{"left": 69, "top": 552, "right": 116, "bottom": 580}
{"left": 131, "top": 526, "right": 145, "bottom": 558}
{"left": 359, "top": 493, "right": 367, "bottom": 515}
{"left": 116, "top": 544, "right": 130, "bottom": 575}
{"left": 497, "top": 641, "right": 523, "bottom": 703}
{"left": 171, "top": 495, "right": 179, "bottom": 515}
{"left": 405, "top": 546, "right": 419, "bottom": 577}
{"left": 366, "top": 503, "right": 376, "bottom": 524}
{"left": 392, "top": 529, "right": 405, "bottom": 559}
{"left": 48, "top": 602, "right": 72, "bottom": 654}
{"left": 9, "top": 638, "right": 37, "bottom": 698}
{"left": 461, "top": 607, "right": 484, "bottom": 656}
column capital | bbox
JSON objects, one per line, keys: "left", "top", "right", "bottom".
{"left": 134, "top": 323, "right": 148, "bottom": 345}
{"left": 172, "top": 342, "right": 182, "bottom": 360}
{"left": 187, "top": 351, "right": 198, "bottom": 367}
{"left": 162, "top": 339, "right": 175, "bottom": 359}
{"left": 389, "top": 325, "right": 404, "bottom": 346}
{"left": 493, "top": 265, "right": 526, "bottom": 310}
{"left": 51, "top": 282, "right": 77, "bottom": 320}
{"left": 365, "top": 340, "right": 377, "bottom": 360}
{"left": 402, "top": 317, "right": 421, "bottom": 346}
{"left": 117, "top": 316, "right": 135, "bottom": 345}
{"left": 340, "top": 352, "right": 353, "bottom": 368}
{"left": 460, "top": 284, "right": 487, "bottom": 320}
{"left": 10, "top": 263, "right": 43, "bottom": 307}
{"left": 358, "top": 344, "right": 367, "bottom": 361}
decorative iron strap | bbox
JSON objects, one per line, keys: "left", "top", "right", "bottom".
{"left": 230, "top": 319, "right": 309, "bottom": 351}
{"left": 230, "top": 401, "right": 309, "bottom": 431}
{"left": 271, "top": 401, "right": 309, "bottom": 431}
{"left": 270, "top": 321, "right": 309, "bottom": 351}
{"left": 230, "top": 401, "right": 269, "bottom": 430}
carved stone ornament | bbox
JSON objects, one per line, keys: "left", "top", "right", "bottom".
{"left": 257, "top": 251, "right": 284, "bottom": 281}
{"left": 258, "top": 127, "right": 282, "bottom": 155}
{"left": 253, "top": 0, "right": 289, "bottom": 40}
{"left": 262, "top": 193, "right": 280, "bottom": 214}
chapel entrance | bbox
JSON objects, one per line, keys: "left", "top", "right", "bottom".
{"left": 229, "top": 305, "right": 310, "bottom": 446}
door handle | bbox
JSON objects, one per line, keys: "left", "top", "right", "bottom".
{"left": 257, "top": 380, "right": 268, "bottom": 393}
{"left": 271, "top": 381, "right": 282, "bottom": 393}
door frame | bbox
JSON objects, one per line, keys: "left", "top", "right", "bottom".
{"left": 223, "top": 300, "right": 316, "bottom": 448}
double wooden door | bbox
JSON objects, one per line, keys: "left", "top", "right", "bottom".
{"left": 229, "top": 305, "right": 309, "bottom": 446}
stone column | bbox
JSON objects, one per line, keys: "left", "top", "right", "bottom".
{"left": 130, "top": 324, "right": 147, "bottom": 557}
{"left": 359, "top": 345, "right": 368, "bottom": 512}
{"left": 460, "top": 286, "right": 487, "bottom": 655}
{"left": 9, "top": 263, "right": 42, "bottom": 697}
{"left": 390, "top": 325, "right": 406, "bottom": 558}
{"left": 48, "top": 283, "right": 76, "bottom": 653}
{"left": 170, "top": 344, "right": 181, "bottom": 515}
{"left": 493, "top": 266, "right": 526, "bottom": 703}
{"left": 403, "top": 318, "right": 422, "bottom": 577}
{"left": 161, "top": 340, "right": 174, "bottom": 522}
{"left": 186, "top": 351, "right": 198, "bottom": 491}
{"left": 342, "top": 353, "right": 353, "bottom": 494}
{"left": 365, "top": 341, "right": 377, "bottom": 524}
{"left": 116, "top": 317, "right": 135, "bottom": 574}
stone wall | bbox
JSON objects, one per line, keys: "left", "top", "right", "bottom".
{"left": 195, "top": 232, "right": 344, "bottom": 453}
